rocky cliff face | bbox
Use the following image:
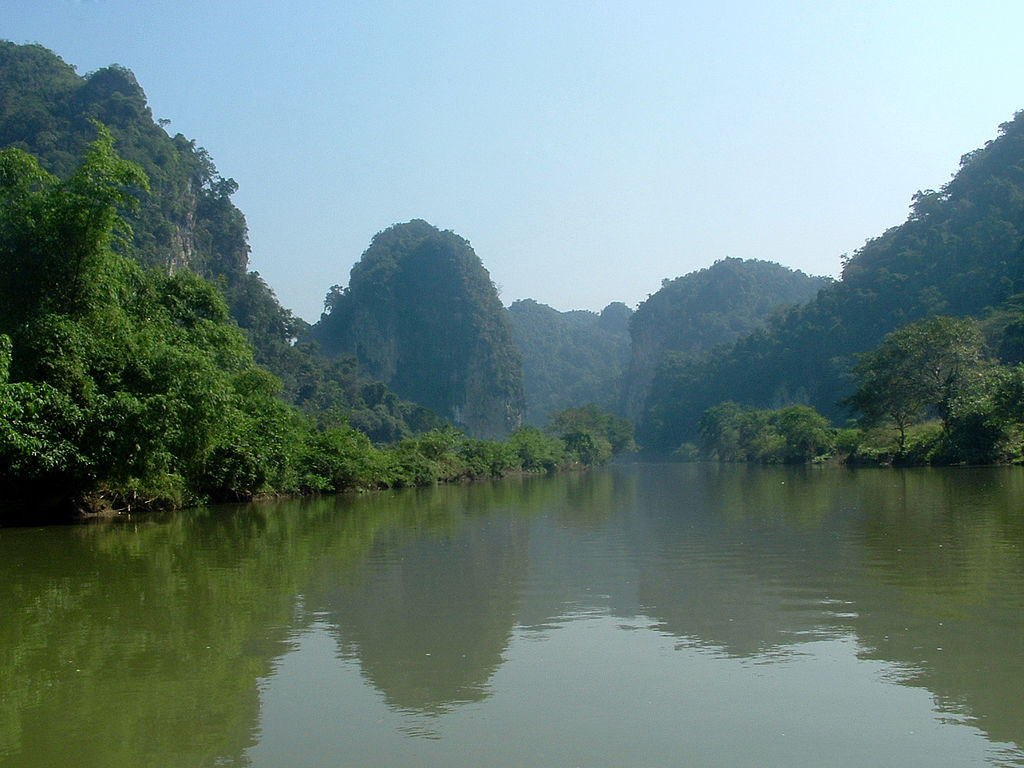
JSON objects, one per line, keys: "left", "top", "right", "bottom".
{"left": 312, "top": 221, "right": 524, "bottom": 438}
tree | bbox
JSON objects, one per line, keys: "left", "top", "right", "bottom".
{"left": 698, "top": 401, "right": 747, "bottom": 460}
{"left": 547, "top": 403, "right": 636, "bottom": 463}
{"left": 846, "top": 316, "right": 990, "bottom": 449}
{"left": 698, "top": 402, "right": 835, "bottom": 464}
{"left": 773, "top": 405, "right": 835, "bottom": 463}
{"left": 509, "top": 426, "right": 565, "bottom": 472}
{"left": 0, "top": 127, "right": 309, "bottom": 516}
{"left": 0, "top": 122, "right": 148, "bottom": 329}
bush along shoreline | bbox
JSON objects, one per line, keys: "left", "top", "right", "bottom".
{"left": 682, "top": 315, "right": 1024, "bottom": 468}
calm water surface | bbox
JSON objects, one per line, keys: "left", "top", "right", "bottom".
{"left": 1, "top": 464, "right": 1023, "bottom": 767}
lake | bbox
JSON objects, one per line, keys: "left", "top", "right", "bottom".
{"left": 1, "top": 463, "right": 1023, "bottom": 767}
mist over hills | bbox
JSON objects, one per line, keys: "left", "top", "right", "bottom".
{"left": 623, "top": 258, "right": 829, "bottom": 422}
{"left": 507, "top": 299, "right": 632, "bottom": 426}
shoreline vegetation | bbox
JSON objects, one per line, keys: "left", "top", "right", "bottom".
{"left": 57, "top": 424, "right": 628, "bottom": 525}
{"left": 684, "top": 315, "right": 1024, "bottom": 469}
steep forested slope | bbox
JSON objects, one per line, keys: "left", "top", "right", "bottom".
{"left": 311, "top": 221, "right": 524, "bottom": 438}
{"left": 0, "top": 41, "right": 434, "bottom": 443}
{"left": 507, "top": 299, "right": 631, "bottom": 424}
{"left": 0, "top": 129, "right": 306, "bottom": 514}
{"left": 639, "top": 112, "right": 1024, "bottom": 453}
{"left": 0, "top": 42, "right": 250, "bottom": 281}
{"left": 623, "top": 258, "right": 828, "bottom": 421}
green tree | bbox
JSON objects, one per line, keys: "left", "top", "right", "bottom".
{"left": 846, "top": 316, "right": 990, "bottom": 449}
{"left": 772, "top": 405, "right": 835, "bottom": 463}
{"left": 509, "top": 426, "right": 566, "bottom": 472}
{"left": 547, "top": 403, "right": 635, "bottom": 463}
{"left": 0, "top": 122, "right": 148, "bottom": 327}
{"left": 698, "top": 401, "right": 747, "bottom": 461}
{"left": 698, "top": 402, "right": 835, "bottom": 464}
{"left": 0, "top": 127, "right": 311, "bottom": 517}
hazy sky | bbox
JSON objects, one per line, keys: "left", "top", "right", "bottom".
{"left": 6, "top": 1, "right": 1024, "bottom": 321}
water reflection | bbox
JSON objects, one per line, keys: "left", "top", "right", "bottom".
{"left": 316, "top": 512, "right": 529, "bottom": 713}
{"left": 1, "top": 465, "right": 1022, "bottom": 767}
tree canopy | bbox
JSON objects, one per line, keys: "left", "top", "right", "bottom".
{"left": 0, "top": 128, "right": 302, "bottom": 515}
{"left": 845, "top": 317, "right": 989, "bottom": 447}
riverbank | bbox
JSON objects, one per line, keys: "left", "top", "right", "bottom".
{"left": 0, "top": 424, "right": 616, "bottom": 527}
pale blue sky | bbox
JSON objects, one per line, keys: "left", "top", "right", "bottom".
{"left": 6, "top": 1, "right": 1024, "bottom": 321}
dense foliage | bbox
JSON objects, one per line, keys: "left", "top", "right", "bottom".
{"left": 311, "top": 220, "right": 525, "bottom": 438}
{"left": 624, "top": 258, "right": 827, "bottom": 421}
{"left": 0, "top": 128, "right": 297, "bottom": 514}
{"left": 686, "top": 315, "right": 1024, "bottom": 467}
{"left": 546, "top": 403, "right": 636, "bottom": 465}
{"left": 639, "top": 113, "right": 1024, "bottom": 453}
{"left": 507, "top": 299, "right": 631, "bottom": 424}
{"left": 697, "top": 403, "right": 836, "bottom": 464}
{"left": 0, "top": 41, "right": 245, "bottom": 280}
{"left": 843, "top": 316, "right": 1024, "bottom": 465}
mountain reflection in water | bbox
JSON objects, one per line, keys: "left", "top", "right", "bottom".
{"left": 1, "top": 465, "right": 1022, "bottom": 768}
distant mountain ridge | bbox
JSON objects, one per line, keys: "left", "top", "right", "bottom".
{"left": 11, "top": 41, "right": 1017, "bottom": 456}
{"left": 507, "top": 299, "right": 632, "bottom": 425}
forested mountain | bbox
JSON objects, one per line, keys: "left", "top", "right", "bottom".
{"left": 310, "top": 221, "right": 524, "bottom": 439}
{"left": 0, "top": 40, "right": 631, "bottom": 520}
{"left": 0, "top": 40, "right": 435, "bottom": 443}
{"left": 639, "top": 112, "right": 1024, "bottom": 454}
{"left": 623, "top": 258, "right": 828, "bottom": 421}
{"left": 507, "top": 299, "right": 631, "bottom": 424}
{"left": 0, "top": 41, "right": 296, "bottom": 361}
{"left": 0, "top": 42, "right": 250, "bottom": 282}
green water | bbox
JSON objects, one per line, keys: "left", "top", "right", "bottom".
{"left": 2, "top": 464, "right": 1023, "bottom": 767}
